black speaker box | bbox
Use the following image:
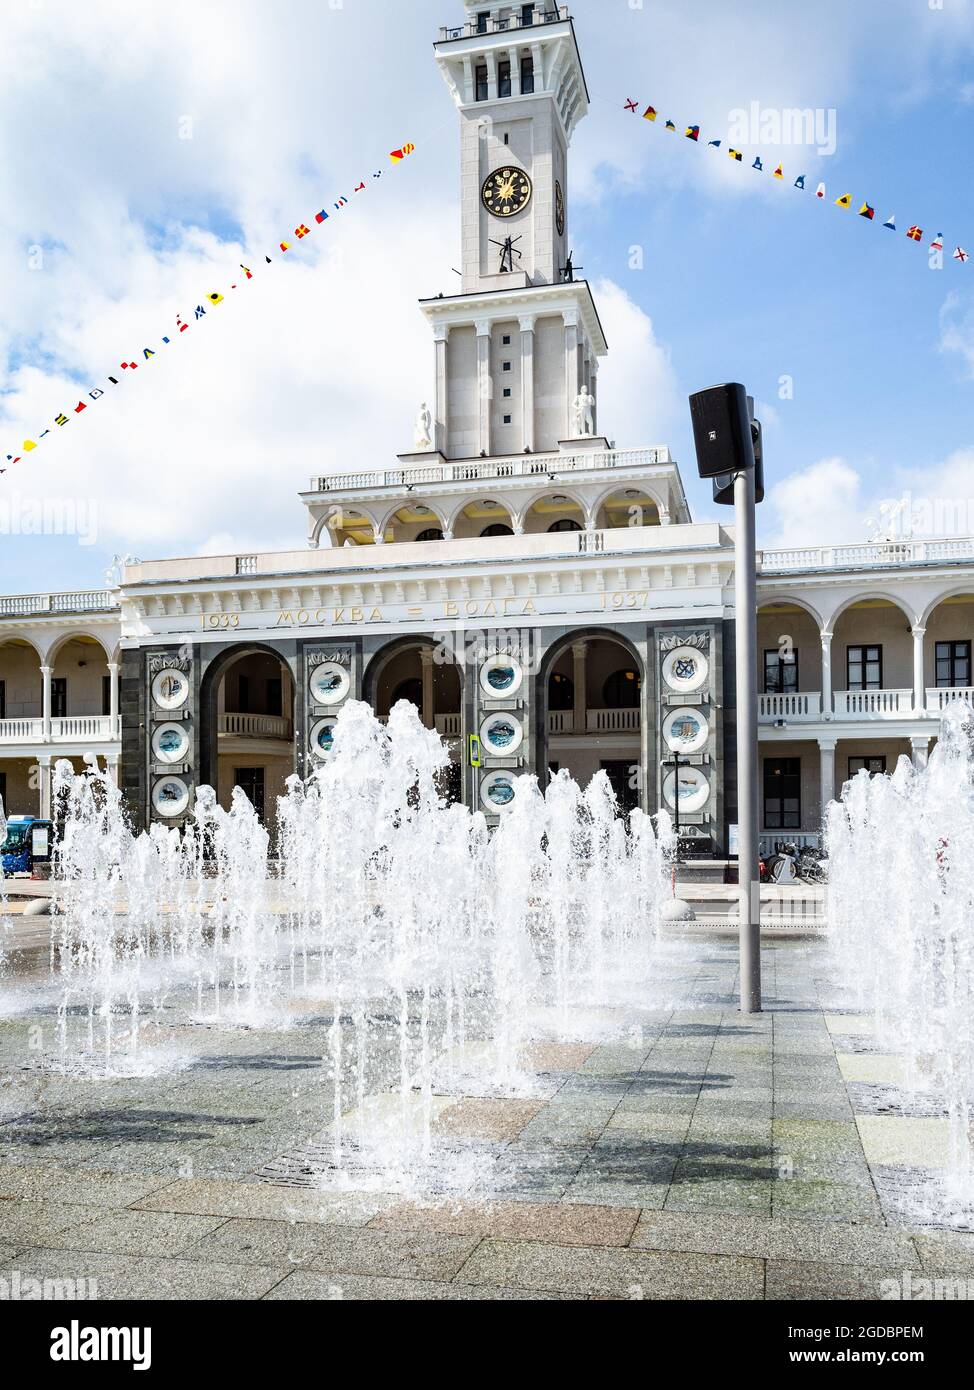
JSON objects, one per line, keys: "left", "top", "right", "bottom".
{"left": 688, "top": 382, "right": 755, "bottom": 478}
{"left": 713, "top": 418, "right": 765, "bottom": 505}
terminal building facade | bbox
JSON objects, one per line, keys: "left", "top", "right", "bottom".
{"left": 2, "top": 1, "right": 973, "bottom": 855}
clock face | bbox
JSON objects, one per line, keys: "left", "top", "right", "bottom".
{"left": 482, "top": 166, "right": 532, "bottom": 218}
{"left": 555, "top": 179, "right": 565, "bottom": 236}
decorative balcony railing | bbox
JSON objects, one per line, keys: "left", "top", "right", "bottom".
{"left": 758, "top": 536, "right": 974, "bottom": 573}
{"left": 758, "top": 692, "right": 822, "bottom": 722}
{"left": 0, "top": 715, "right": 115, "bottom": 743}
{"left": 925, "top": 686, "right": 974, "bottom": 713}
{"left": 434, "top": 713, "right": 462, "bottom": 737}
{"left": 547, "top": 708, "right": 641, "bottom": 734}
{"left": 309, "top": 446, "right": 671, "bottom": 495}
{"left": 438, "top": 6, "right": 569, "bottom": 41}
{"left": 218, "top": 713, "right": 293, "bottom": 740}
{"left": 0, "top": 590, "right": 117, "bottom": 618}
{"left": 836, "top": 688, "right": 913, "bottom": 719}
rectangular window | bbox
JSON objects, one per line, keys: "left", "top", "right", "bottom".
{"left": 234, "top": 767, "right": 265, "bottom": 823}
{"left": 503, "top": 414, "right": 512, "bottom": 424}
{"left": 935, "top": 639, "right": 971, "bottom": 688}
{"left": 102, "top": 675, "right": 111, "bottom": 717}
{"left": 498, "top": 60, "right": 512, "bottom": 98}
{"left": 522, "top": 4, "right": 535, "bottom": 26}
{"left": 267, "top": 677, "right": 283, "bottom": 717}
{"left": 520, "top": 54, "right": 535, "bottom": 94}
{"left": 502, "top": 387, "right": 512, "bottom": 397}
{"left": 763, "top": 648, "right": 798, "bottom": 694}
{"left": 502, "top": 334, "right": 511, "bottom": 345}
{"left": 763, "top": 757, "right": 801, "bottom": 830}
{"left": 51, "top": 678, "right": 67, "bottom": 718}
{"left": 849, "top": 755, "right": 887, "bottom": 778}
{"left": 846, "top": 644, "right": 882, "bottom": 691}
{"left": 502, "top": 360, "right": 512, "bottom": 371}
{"left": 475, "top": 64, "right": 488, "bottom": 102}
{"left": 476, "top": 11, "right": 489, "bottom": 34}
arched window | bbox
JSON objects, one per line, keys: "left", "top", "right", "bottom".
{"left": 603, "top": 668, "right": 641, "bottom": 709}
{"left": 391, "top": 678, "right": 423, "bottom": 709}
{"left": 547, "top": 518, "right": 581, "bottom": 533}
{"left": 415, "top": 528, "right": 443, "bottom": 542}
{"left": 481, "top": 523, "right": 513, "bottom": 537}
{"left": 548, "top": 672, "right": 574, "bottom": 710}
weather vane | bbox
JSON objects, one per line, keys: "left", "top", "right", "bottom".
{"left": 560, "top": 251, "right": 582, "bottom": 283}
{"left": 489, "top": 234, "right": 523, "bottom": 274}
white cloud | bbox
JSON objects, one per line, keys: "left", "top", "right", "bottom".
{"left": 589, "top": 277, "right": 680, "bottom": 448}
{"left": 940, "top": 291, "right": 974, "bottom": 378}
{"left": 762, "top": 448, "right": 974, "bottom": 550}
{"left": 763, "top": 456, "right": 865, "bottom": 549}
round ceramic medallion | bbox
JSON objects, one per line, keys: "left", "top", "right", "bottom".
{"left": 662, "top": 765, "right": 710, "bottom": 813}
{"left": 310, "top": 716, "right": 338, "bottom": 757}
{"left": 662, "top": 707, "right": 709, "bottom": 755}
{"left": 309, "top": 662, "right": 350, "bottom": 706}
{"left": 480, "top": 769, "right": 517, "bottom": 811}
{"left": 152, "top": 776, "right": 190, "bottom": 818}
{"left": 151, "top": 722, "right": 190, "bottom": 765}
{"left": 151, "top": 667, "right": 190, "bottom": 711}
{"left": 661, "top": 645, "right": 709, "bottom": 694}
{"left": 479, "top": 654, "right": 523, "bottom": 698}
{"left": 480, "top": 712, "right": 523, "bottom": 755}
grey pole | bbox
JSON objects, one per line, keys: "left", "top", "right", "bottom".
{"left": 734, "top": 464, "right": 762, "bottom": 1013}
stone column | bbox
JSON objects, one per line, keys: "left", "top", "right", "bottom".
{"left": 818, "top": 738, "right": 837, "bottom": 817}
{"left": 433, "top": 325, "right": 449, "bottom": 456}
{"left": 107, "top": 753, "right": 120, "bottom": 788}
{"left": 911, "top": 624, "right": 926, "bottom": 715}
{"left": 38, "top": 754, "right": 52, "bottom": 819}
{"left": 40, "top": 664, "right": 53, "bottom": 741}
{"left": 519, "top": 314, "right": 536, "bottom": 453}
{"left": 421, "top": 647, "right": 435, "bottom": 731}
{"left": 819, "top": 632, "right": 833, "bottom": 717}
{"left": 475, "top": 319, "right": 492, "bottom": 458}
{"left": 107, "top": 661, "right": 120, "bottom": 738}
{"left": 910, "top": 736, "right": 931, "bottom": 770}
{"left": 563, "top": 309, "right": 580, "bottom": 439}
{"left": 572, "top": 640, "right": 587, "bottom": 735}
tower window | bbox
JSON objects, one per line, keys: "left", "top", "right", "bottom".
{"left": 503, "top": 414, "right": 512, "bottom": 424}
{"left": 502, "top": 334, "right": 511, "bottom": 345}
{"left": 503, "top": 133, "right": 509, "bottom": 145}
{"left": 475, "top": 64, "right": 488, "bottom": 102}
{"left": 502, "top": 361, "right": 512, "bottom": 371}
{"left": 498, "top": 60, "right": 512, "bottom": 98}
{"left": 502, "top": 387, "right": 512, "bottom": 397}
{"left": 520, "top": 55, "right": 535, "bottom": 95}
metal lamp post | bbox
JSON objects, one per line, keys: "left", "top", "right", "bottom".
{"left": 688, "top": 383, "right": 764, "bottom": 1015}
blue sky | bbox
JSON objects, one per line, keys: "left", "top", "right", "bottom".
{"left": 1, "top": 0, "right": 973, "bottom": 590}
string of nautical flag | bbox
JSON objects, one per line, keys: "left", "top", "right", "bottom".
{"left": 2, "top": 142, "right": 418, "bottom": 476}
{"left": 623, "top": 98, "right": 968, "bottom": 268}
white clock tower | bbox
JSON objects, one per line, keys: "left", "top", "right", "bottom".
{"left": 416, "top": 2, "right": 608, "bottom": 462}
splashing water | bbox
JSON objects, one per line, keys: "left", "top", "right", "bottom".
{"left": 826, "top": 702, "right": 974, "bottom": 1221}
{"left": 45, "top": 700, "right": 675, "bottom": 1184}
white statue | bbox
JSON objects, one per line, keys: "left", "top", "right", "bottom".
{"left": 572, "top": 384, "right": 595, "bottom": 437}
{"left": 413, "top": 402, "right": 433, "bottom": 451}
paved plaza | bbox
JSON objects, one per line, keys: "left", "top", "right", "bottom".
{"left": 1, "top": 934, "right": 972, "bottom": 1301}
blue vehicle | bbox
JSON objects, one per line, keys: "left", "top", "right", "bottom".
{"left": 1, "top": 815, "right": 55, "bottom": 877}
